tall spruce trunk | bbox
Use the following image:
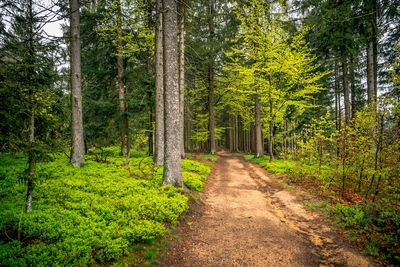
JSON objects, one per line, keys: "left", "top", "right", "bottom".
{"left": 366, "top": 0, "right": 377, "bottom": 104}
{"left": 154, "top": 0, "right": 164, "bottom": 166}
{"left": 350, "top": 56, "right": 356, "bottom": 119}
{"left": 366, "top": 33, "right": 376, "bottom": 104}
{"left": 185, "top": 104, "right": 192, "bottom": 151}
{"left": 146, "top": 0, "right": 154, "bottom": 157}
{"left": 255, "top": 91, "right": 263, "bottom": 157}
{"left": 116, "top": 0, "right": 129, "bottom": 157}
{"left": 162, "top": 0, "right": 183, "bottom": 187}
{"left": 178, "top": 1, "right": 185, "bottom": 158}
{"left": 25, "top": 0, "right": 35, "bottom": 213}
{"left": 342, "top": 50, "right": 350, "bottom": 125}
{"left": 334, "top": 65, "right": 340, "bottom": 131}
{"left": 208, "top": 0, "right": 216, "bottom": 154}
{"left": 70, "top": 0, "right": 85, "bottom": 168}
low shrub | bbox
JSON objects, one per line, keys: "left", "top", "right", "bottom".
{"left": 0, "top": 148, "right": 212, "bottom": 266}
{"left": 183, "top": 172, "right": 207, "bottom": 191}
{"left": 181, "top": 160, "right": 211, "bottom": 175}
{"left": 245, "top": 153, "right": 400, "bottom": 263}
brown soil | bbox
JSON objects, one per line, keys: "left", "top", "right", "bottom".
{"left": 161, "top": 151, "right": 377, "bottom": 267}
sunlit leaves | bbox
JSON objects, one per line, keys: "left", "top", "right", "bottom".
{"left": 223, "top": 0, "right": 328, "bottom": 132}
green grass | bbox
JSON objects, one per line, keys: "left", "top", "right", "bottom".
{"left": 0, "top": 147, "right": 213, "bottom": 266}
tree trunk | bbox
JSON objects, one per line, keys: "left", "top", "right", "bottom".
{"left": 250, "top": 124, "right": 255, "bottom": 153}
{"left": 148, "top": 109, "right": 153, "bottom": 155}
{"left": 283, "top": 120, "right": 286, "bottom": 154}
{"left": 229, "top": 115, "right": 233, "bottom": 152}
{"left": 334, "top": 65, "right": 340, "bottom": 131}
{"left": 26, "top": 98, "right": 35, "bottom": 213}
{"left": 268, "top": 99, "right": 274, "bottom": 162}
{"left": 366, "top": 0, "right": 377, "bottom": 105}
{"left": 255, "top": 91, "right": 263, "bottom": 157}
{"left": 162, "top": 0, "right": 183, "bottom": 187}
{"left": 154, "top": 0, "right": 164, "bottom": 166}
{"left": 342, "top": 49, "right": 350, "bottom": 125}
{"left": 208, "top": 0, "right": 216, "bottom": 154}
{"left": 179, "top": 1, "right": 186, "bottom": 158}
{"left": 70, "top": 0, "right": 85, "bottom": 168}
{"left": 25, "top": 0, "right": 35, "bottom": 213}
{"left": 350, "top": 56, "right": 356, "bottom": 119}
{"left": 147, "top": 0, "right": 154, "bottom": 157}
{"left": 367, "top": 40, "right": 375, "bottom": 104}
{"left": 116, "top": 0, "right": 128, "bottom": 156}
{"left": 185, "top": 103, "right": 192, "bottom": 151}
{"left": 235, "top": 115, "right": 239, "bottom": 152}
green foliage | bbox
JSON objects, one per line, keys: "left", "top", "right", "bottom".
{"left": 181, "top": 160, "right": 211, "bottom": 176}
{"left": 183, "top": 172, "right": 207, "bottom": 191}
{"left": 79, "top": 1, "right": 154, "bottom": 151}
{"left": 389, "top": 46, "right": 400, "bottom": 91}
{"left": 0, "top": 149, "right": 212, "bottom": 266}
{"left": 97, "top": 0, "right": 153, "bottom": 57}
{"left": 186, "top": 153, "right": 219, "bottom": 163}
{"left": 220, "top": 0, "right": 329, "bottom": 156}
{"left": 247, "top": 101, "right": 400, "bottom": 262}
{"left": 298, "top": 110, "right": 336, "bottom": 169}
{"left": 330, "top": 202, "right": 400, "bottom": 261}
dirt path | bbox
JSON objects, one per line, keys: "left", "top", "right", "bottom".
{"left": 164, "top": 151, "right": 376, "bottom": 266}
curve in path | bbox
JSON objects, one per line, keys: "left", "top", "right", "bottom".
{"left": 166, "top": 151, "right": 375, "bottom": 267}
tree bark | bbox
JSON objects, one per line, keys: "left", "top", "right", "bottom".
{"left": 366, "top": 0, "right": 377, "bottom": 105}
{"left": 250, "top": 124, "right": 255, "bottom": 153}
{"left": 154, "top": 0, "right": 164, "bottom": 166}
{"left": 350, "top": 56, "right": 356, "bottom": 119}
{"left": 268, "top": 97, "right": 274, "bottom": 161}
{"left": 162, "top": 0, "right": 183, "bottom": 187}
{"left": 342, "top": 49, "right": 350, "bottom": 125}
{"left": 255, "top": 91, "right": 263, "bottom": 157}
{"left": 334, "top": 65, "right": 339, "bottom": 131}
{"left": 366, "top": 33, "right": 376, "bottom": 104}
{"left": 185, "top": 103, "right": 192, "bottom": 151}
{"left": 179, "top": 0, "right": 186, "bottom": 158}
{"left": 26, "top": 108, "right": 35, "bottom": 212}
{"left": 235, "top": 115, "right": 239, "bottom": 152}
{"left": 148, "top": 109, "right": 153, "bottom": 155}
{"left": 25, "top": 0, "right": 35, "bottom": 213}
{"left": 208, "top": 0, "right": 216, "bottom": 154}
{"left": 116, "top": 0, "right": 129, "bottom": 157}
{"left": 70, "top": 0, "right": 85, "bottom": 168}
{"left": 146, "top": 0, "right": 154, "bottom": 157}
{"left": 229, "top": 115, "right": 233, "bottom": 152}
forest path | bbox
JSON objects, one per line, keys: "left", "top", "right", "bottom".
{"left": 163, "top": 151, "right": 375, "bottom": 266}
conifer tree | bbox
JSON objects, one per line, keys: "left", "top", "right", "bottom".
{"left": 0, "top": 0, "right": 63, "bottom": 211}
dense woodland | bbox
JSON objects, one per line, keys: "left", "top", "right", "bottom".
{"left": 1, "top": 0, "right": 400, "bottom": 265}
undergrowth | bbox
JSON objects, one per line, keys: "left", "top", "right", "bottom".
{"left": 245, "top": 154, "right": 400, "bottom": 264}
{"left": 0, "top": 147, "right": 213, "bottom": 266}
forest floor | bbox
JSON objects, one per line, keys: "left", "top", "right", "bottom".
{"left": 160, "top": 151, "right": 377, "bottom": 267}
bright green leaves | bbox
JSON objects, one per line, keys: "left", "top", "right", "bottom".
{"left": 0, "top": 150, "right": 213, "bottom": 265}
{"left": 223, "top": 0, "right": 328, "bottom": 133}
